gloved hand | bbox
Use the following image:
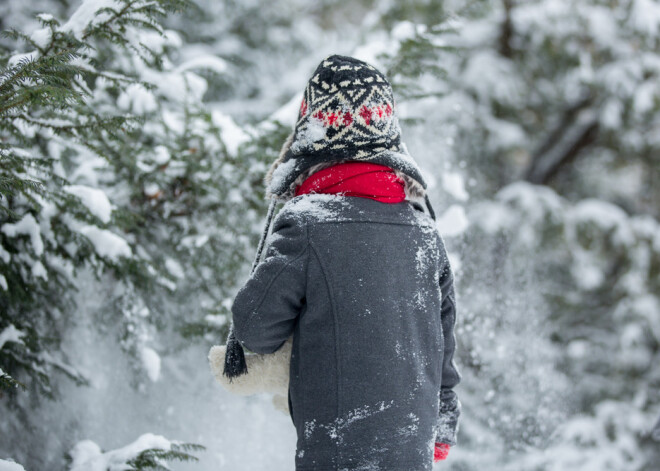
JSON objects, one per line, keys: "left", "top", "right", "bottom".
{"left": 434, "top": 443, "right": 450, "bottom": 462}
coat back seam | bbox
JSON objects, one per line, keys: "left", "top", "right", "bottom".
{"left": 308, "top": 240, "right": 342, "bottom": 468}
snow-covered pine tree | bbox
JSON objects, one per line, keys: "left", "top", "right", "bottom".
{"left": 441, "top": 3, "right": 660, "bottom": 468}
{"left": 0, "top": 0, "right": 293, "bottom": 466}
{"left": 1, "top": 0, "right": 295, "bottom": 466}
{"left": 441, "top": 0, "right": 659, "bottom": 214}
{"left": 0, "top": 0, "right": 286, "bottom": 395}
{"left": 466, "top": 182, "right": 660, "bottom": 470}
{"left": 0, "top": 3, "right": 168, "bottom": 397}
{"left": 164, "top": 0, "right": 381, "bottom": 120}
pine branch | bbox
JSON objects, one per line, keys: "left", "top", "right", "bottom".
{"left": 81, "top": 0, "right": 192, "bottom": 42}
{"left": 83, "top": 2, "right": 141, "bottom": 41}
{"left": 1, "top": 348, "right": 54, "bottom": 398}
{"left": 124, "top": 442, "right": 205, "bottom": 470}
{"left": 0, "top": 29, "right": 41, "bottom": 52}
{"left": 0, "top": 51, "right": 87, "bottom": 115}
{"left": 382, "top": 22, "right": 458, "bottom": 101}
{"left": 0, "top": 176, "right": 44, "bottom": 197}
{"left": 0, "top": 372, "right": 26, "bottom": 392}
{"left": 13, "top": 112, "right": 137, "bottom": 135}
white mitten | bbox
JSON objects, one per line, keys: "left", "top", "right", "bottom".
{"left": 208, "top": 337, "right": 292, "bottom": 413}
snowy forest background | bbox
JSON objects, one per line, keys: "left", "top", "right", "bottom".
{"left": 1, "top": 0, "right": 659, "bottom": 469}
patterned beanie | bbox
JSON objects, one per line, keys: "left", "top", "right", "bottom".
{"left": 264, "top": 54, "right": 427, "bottom": 200}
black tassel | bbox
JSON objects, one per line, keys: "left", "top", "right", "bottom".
{"left": 222, "top": 199, "right": 278, "bottom": 381}
{"left": 424, "top": 193, "right": 437, "bottom": 220}
{"left": 223, "top": 329, "right": 248, "bottom": 380}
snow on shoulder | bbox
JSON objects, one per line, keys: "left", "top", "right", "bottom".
{"left": 281, "top": 194, "right": 352, "bottom": 223}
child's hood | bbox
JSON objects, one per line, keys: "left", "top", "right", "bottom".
{"left": 263, "top": 54, "right": 428, "bottom": 201}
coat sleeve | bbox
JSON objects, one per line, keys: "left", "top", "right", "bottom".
{"left": 231, "top": 209, "right": 308, "bottom": 354}
{"left": 435, "top": 234, "right": 462, "bottom": 446}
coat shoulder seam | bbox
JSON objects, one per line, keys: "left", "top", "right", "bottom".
{"left": 246, "top": 221, "right": 309, "bottom": 323}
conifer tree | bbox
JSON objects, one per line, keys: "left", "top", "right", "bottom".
{"left": 0, "top": 0, "right": 187, "bottom": 396}
{"left": 0, "top": 0, "right": 286, "bottom": 397}
{"left": 0, "top": 0, "right": 287, "bottom": 466}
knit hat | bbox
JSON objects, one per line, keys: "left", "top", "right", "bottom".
{"left": 265, "top": 54, "right": 428, "bottom": 200}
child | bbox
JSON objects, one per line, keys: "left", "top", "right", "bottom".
{"left": 225, "top": 54, "right": 460, "bottom": 470}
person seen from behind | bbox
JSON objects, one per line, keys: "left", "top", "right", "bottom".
{"left": 226, "top": 54, "right": 461, "bottom": 470}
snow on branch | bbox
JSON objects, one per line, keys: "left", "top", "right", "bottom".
{"left": 68, "top": 433, "right": 204, "bottom": 471}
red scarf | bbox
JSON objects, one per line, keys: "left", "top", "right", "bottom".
{"left": 294, "top": 162, "right": 406, "bottom": 203}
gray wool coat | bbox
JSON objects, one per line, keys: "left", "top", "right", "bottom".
{"left": 232, "top": 194, "right": 461, "bottom": 471}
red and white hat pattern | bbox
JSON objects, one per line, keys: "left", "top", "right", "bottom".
{"left": 289, "top": 55, "right": 404, "bottom": 158}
